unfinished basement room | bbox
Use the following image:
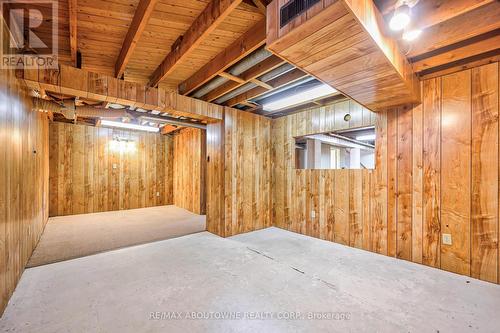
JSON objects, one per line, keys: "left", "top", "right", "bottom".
{"left": 1, "top": 0, "right": 500, "bottom": 332}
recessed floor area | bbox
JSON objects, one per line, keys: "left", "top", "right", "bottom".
{"left": 2, "top": 227, "right": 499, "bottom": 332}
{"left": 27, "top": 205, "right": 206, "bottom": 267}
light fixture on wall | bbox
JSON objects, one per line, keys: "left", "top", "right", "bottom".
{"left": 101, "top": 119, "right": 159, "bottom": 133}
{"left": 262, "top": 84, "right": 337, "bottom": 112}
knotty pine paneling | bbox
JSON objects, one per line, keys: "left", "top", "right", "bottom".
{"left": 271, "top": 62, "right": 500, "bottom": 284}
{"left": 49, "top": 122, "right": 173, "bottom": 216}
{"left": 173, "top": 128, "right": 206, "bottom": 215}
{"left": 0, "top": 66, "right": 49, "bottom": 315}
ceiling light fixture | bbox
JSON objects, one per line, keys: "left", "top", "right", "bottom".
{"left": 389, "top": 4, "right": 411, "bottom": 31}
{"left": 356, "top": 134, "right": 376, "bottom": 141}
{"left": 402, "top": 28, "right": 422, "bottom": 41}
{"left": 101, "top": 120, "right": 159, "bottom": 133}
{"left": 262, "top": 84, "right": 337, "bottom": 112}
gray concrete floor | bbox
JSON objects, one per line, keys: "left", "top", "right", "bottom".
{"left": 1, "top": 227, "right": 499, "bottom": 332}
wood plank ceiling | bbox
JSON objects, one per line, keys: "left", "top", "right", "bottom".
{"left": 29, "top": 0, "right": 500, "bottom": 115}
{"left": 54, "top": 0, "right": 264, "bottom": 90}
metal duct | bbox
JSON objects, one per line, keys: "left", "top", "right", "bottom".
{"left": 32, "top": 98, "right": 130, "bottom": 119}
{"left": 75, "top": 106, "right": 130, "bottom": 118}
{"left": 32, "top": 98, "right": 76, "bottom": 120}
{"left": 192, "top": 48, "right": 273, "bottom": 99}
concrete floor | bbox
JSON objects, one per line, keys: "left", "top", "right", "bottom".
{"left": 1, "top": 227, "right": 499, "bottom": 332}
{"left": 28, "top": 205, "right": 205, "bottom": 267}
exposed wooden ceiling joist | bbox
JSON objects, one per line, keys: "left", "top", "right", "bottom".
{"left": 179, "top": 19, "right": 266, "bottom": 95}
{"left": 68, "top": 0, "right": 77, "bottom": 66}
{"left": 250, "top": 0, "right": 269, "bottom": 14}
{"left": 412, "top": 31, "right": 500, "bottom": 72}
{"left": 115, "top": 0, "right": 159, "bottom": 78}
{"left": 148, "top": 0, "right": 244, "bottom": 87}
{"left": 202, "top": 55, "right": 285, "bottom": 102}
{"left": 407, "top": 2, "right": 500, "bottom": 58}
{"left": 225, "top": 68, "right": 308, "bottom": 107}
{"left": 219, "top": 72, "right": 246, "bottom": 84}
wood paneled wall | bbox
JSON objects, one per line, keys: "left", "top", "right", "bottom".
{"left": 224, "top": 108, "right": 272, "bottom": 236}
{"left": 0, "top": 66, "right": 49, "bottom": 314}
{"left": 173, "top": 128, "right": 206, "bottom": 214}
{"left": 206, "top": 109, "right": 273, "bottom": 237}
{"left": 49, "top": 122, "right": 173, "bottom": 216}
{"left": 271, "top": 62, "right": 500, "bottom": 284}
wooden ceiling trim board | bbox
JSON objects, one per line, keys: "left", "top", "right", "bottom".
{"left": 202, "top": 55, "right": 285, "bottom": 101}
{"left": 224, "top": 67, "right": 308, "bottom": 106}
{"left": 412, "top": 33, "right": 500, "bottom": 72}
{"left": 406, "top": 2, "right": 500, "bottom": 58}
{"left": 179, "top": 18, "right": 266, "bottom": 95}
{"left": 148, "top": 0, "right": 244, "bottom": 87}
{"left": 115, "top": 0, "right": 159, "bottom": 78}
{"left": 69, "top": 0, "right": 77, "bottom": 66}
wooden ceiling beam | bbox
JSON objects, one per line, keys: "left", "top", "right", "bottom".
{"left": 219, "top": 72, "right": 246, "bottom": 84}
{"left": 251, "top": 0, "right": 269, "bottom": 14}
{"left": 411, "top": 32, "right": 500, "bottom": 72}
{"left": 179, "top": 18, "right": 266, "bottom": 95}
{"left": 249, "top": 78, "right": 273, "bottom": 90}
{"left": 115, "top": 0, "right": 159, "bottom": 78}
{"left": 407, "top": 2, "right": 500, "bottom": 58}
{"left": 148, "top": 0, "right": 244, "bottom": 87}
{"left": 68, "top": 0, "right": 77, "bottom": 66}
{"left": 202, "top": 55, "right": 285, "bottom": 102}
{"left": 224, "top": 68, "right": 307, "bottom": 107}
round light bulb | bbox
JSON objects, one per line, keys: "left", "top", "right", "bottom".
{"left": 389, "top": 4, "right": 410, "bottom": 31}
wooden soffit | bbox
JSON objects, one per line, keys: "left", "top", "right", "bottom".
{"left": 266, "top": 0, "right": 421, "bottom": 111}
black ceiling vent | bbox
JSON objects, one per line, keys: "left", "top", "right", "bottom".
{"left": 280, "top": 0, "right": 321, "bottom": 28}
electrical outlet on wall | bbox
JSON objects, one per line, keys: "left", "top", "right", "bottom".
{"left": 112, "top": 163, "right": 117, "bottom": 169}
{"left": 156, "top": 192, "right": 160, "bottom": 197}
{"left": 442, "top": 233, "right": 452, "bottom": 245}
{"left": 311, "top": 210, "right": 316, "bottom": 218}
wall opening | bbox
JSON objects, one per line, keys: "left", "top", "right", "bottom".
{"left": 294, "top": 126, "right": 375, "bottom": 169}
